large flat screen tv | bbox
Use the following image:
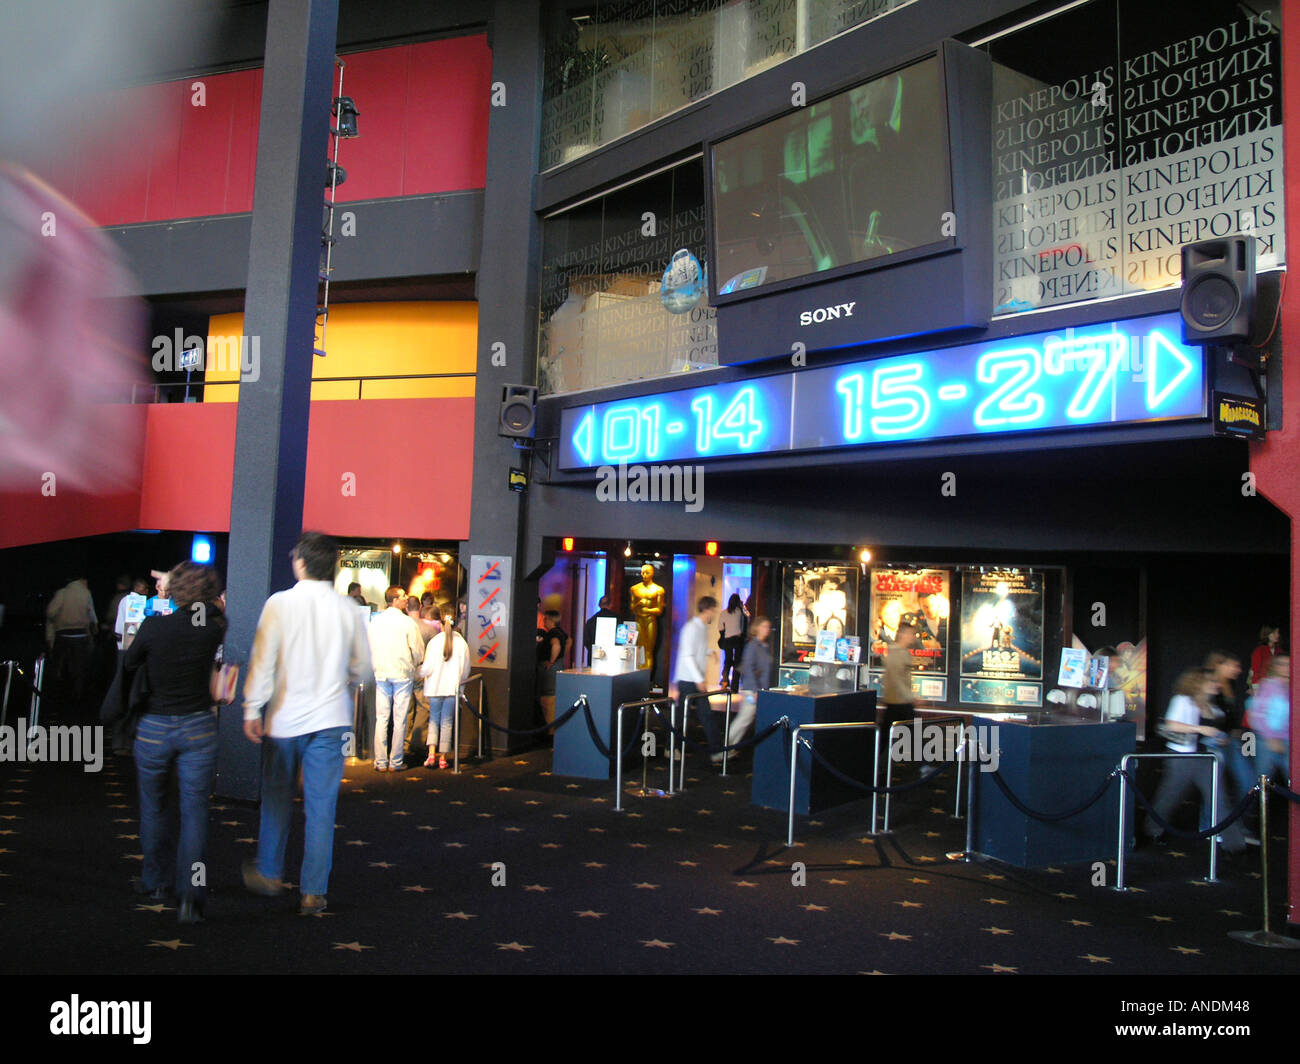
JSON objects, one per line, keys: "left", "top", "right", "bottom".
{"left": 706, "top": 41, "right": 991, "bottom": 363}
{"left": 710, "top": 54, "right": 953, "bottom": 301}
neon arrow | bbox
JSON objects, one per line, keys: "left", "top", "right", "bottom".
{"left": 572, "top": 410, "right": 594, "bottom": 466}
{"left": 1146, "top": 330, "right": 1196, "bottom": 410}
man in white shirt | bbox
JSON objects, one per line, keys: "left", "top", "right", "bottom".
{"left": 367, "top": 585, "right": 424, "bottom": 772}
{"left": 670, "top": 595, "right": 719, "bottom": 763}
{"left": 242, "top": 531, "right": 373, "bottom": 916}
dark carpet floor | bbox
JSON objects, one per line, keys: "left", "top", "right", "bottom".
{"left": 2, "top": 709, "right": 1298, "bottom": 981}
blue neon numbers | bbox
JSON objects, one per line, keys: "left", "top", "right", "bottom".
{"left": 557, "top": 313, "right": 1204, "bottom": 469}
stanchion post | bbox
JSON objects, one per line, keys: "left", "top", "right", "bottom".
{"left": 2, "top": 661, "right": 14, "bottom": 730}
{"left": 960, "top": 730, "right": 976, "bottom": 859}
{"left": 639, "top": 706, "right": 649, "bottom": 795}
{"left": 787, "top": 726, "right": 801, "bottom": 847}
{"left": 1207, "top": 756, "right": 1219, "bottom": 883}
{"left": 615, "top": 700, "right": 626, "bottom": 813}
{"left": 953, "top": 731, "right": 965, "bottom": 819}
{"left": 871, "top": 729, "right": 881, "bottom": 835}
{"left": 1115, "top": 756, "right": 1131, "bottom": 892}
{"left": 667, "top": 699, "right": 677, "bottom": 794}
{"left": 721, "top": 690, "right": 734, "bottom": 776}
{"left": 1227, "top": 776, "right": 1300, "bottom": 949}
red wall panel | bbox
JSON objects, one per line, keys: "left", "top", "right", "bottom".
{"left": 53, "top": 37, "right": 488, "bottom": 227}
{"left": 137, "top": 403, "right": 236, "bottom": 532}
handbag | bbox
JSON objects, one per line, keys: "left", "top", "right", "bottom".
{"left": 211, "top": 662, "right": 240, "bottom": 705}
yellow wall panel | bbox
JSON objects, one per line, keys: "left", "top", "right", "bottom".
{"left": 206, "top": 302, "right": 477, "bottom": 400}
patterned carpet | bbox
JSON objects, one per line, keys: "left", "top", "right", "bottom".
{"left": 2, "top": 719, "right": 1298, "bottom": 981}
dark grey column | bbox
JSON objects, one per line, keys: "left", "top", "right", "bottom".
{"left": 465, "top": 1, "right": 544, "bottom": 754}
{"left": 216, "top": 0, "right": 340, "bottom": 799}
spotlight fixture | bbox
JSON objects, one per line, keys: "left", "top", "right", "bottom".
{"left": 332, "top": 95, "right": 360, "bottom": 138}
{"left": 624, "top": 543, "right": 632, "bottom": 558}
{"left": 392, "top": 543, "right": 402, "bottom": 554}
{"left": 858, "top": 548, "right": 872, "bottom": 565}
{"left": 326, "top": 162, "right": 347, "bottom": 188}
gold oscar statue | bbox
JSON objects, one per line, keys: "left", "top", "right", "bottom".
{"left": 629, "top": 563, "right": 665, "bottom": 679}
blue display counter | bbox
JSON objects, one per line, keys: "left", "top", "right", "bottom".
{"left": 751, "top": 688, "right": 877, "bottom": 815}
{"left": 971, "top": 717, "right": 1135, "bottom": 867}
{"left": 553, "top": 668, "right": 652, "bottom": 780}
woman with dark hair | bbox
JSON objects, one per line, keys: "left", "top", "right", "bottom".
{"left": 420, "top": 607, "right": 470, "bottom": 769}
{"left": 1249, "top": 625, "right": 1283, "bottom": 692}
{"left": 124, "top": 561, "right": 227, "bottom": 923}
{"left": 718, "top": 593, "right": 748, "bottom": 689}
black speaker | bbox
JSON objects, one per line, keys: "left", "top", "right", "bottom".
{"left": 1180, "top": 235, "right": 1255, "bottom": 344}
{"left": 499, "top": 384, "right": 537, "bottom": 439}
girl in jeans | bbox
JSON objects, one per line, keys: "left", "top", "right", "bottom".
{"left": 421, "top": 615, "right": 470, "bottom": 769}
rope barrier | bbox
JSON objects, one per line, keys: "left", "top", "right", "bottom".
{"left": 1123, "top": 768, "right": 1259, "bottom": 840}
{"left": 459, "top": 693, "right": 584, "bottom": 737}
{"left": 580, "top": 698, "right": 643, "bottom": 761}
{"left": 649, "top": 704, "right": 786, "bottom": 754}
{"left": 800, "top": 738, "right": 953, "bottom": 795}
{"left": 986, "top": 765, "right": 1120, "bottom": 822}
{"left": 1265, "top": 778, "right": 1300, "bottom": 804}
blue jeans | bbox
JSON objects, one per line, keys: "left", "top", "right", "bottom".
{"left": 1256, "top": 741, "right": 1290, "bottom": 786}
{"left": 373, "top": 678, "right": 413, "bottom": 768}
{"left": 134, "top": 712, "right": 218, "bottom": 903}
{"left": 427, "top": 695, "right": 456, "bottom": 755}
{"left": 256, "top": 725, "right": 348, "bottom": 897}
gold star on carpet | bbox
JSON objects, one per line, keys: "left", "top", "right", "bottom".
{"left": 496, "top": 787, "right": 513, "bottom": 792}
{"left": 444, "top": 912, "right": 476, "bottom": 920}
{"left": 857, "top": 837, "right": 876, "bottom": 845}
{"left": 540, "top": 842, "right": 562, "bottom": 850}
{"left": 1148, "top": 915, "right": 1173, "bottom": 922}
{"left": 148, "top": 939, "right": 193, "bottom": 950}
{"left": 221, "top": 820, "right": 239, "bottom": 826}
{"left": 677, "top": 861, "right": 698, "bottom": 868}
{"left": 444, "top": 842, "right": 465, "bottom": 848}
{"left": 370, "top": 861, "right": 395, "bottom": 869}
{"left": 633, "top": 882, "right": 660, "bottom": 890}
{"left": 345, "top": 840, "right": 368, "bottom": 846}
{"left": 982, "top": 927, "right": 1013, "bottom": 935}
{"left": 591, "top": 797, "right": 608, "bottom": 803}
{"left": 1044, "top": 867, "right": 1063, "bottom": 874}
{"left": 427, "top": 788, "right": 442, "bottom": 794}
{"left": 844, "top": 859, "right": 865, "bottom": 866}
{"left": 402, "top": 885, "right": 431, "bottom": 893}
{"left": 122, "top": 854, "right": 143, "bottom": 861}
{"left": 417, "top": 826, "right": 435, "bottom": 832}
{"left": 1054, "top": 892, "right": 1077, "bottom": 900}
{"left": 391, "top": 811, "right": 410, "bottom": 816}
{"left": 1188, "top": 880, "right": 1209, "bottom": 887}
{"left": 135, "top": 904, "right": 172, "bottom": 913}
{"left": 915, "top": 855, "right": 938, "bottom": 863}
{"left": 474, "top": 774, "right": 489, "bottom": 780}
{"left": 860, "top": 970, "right": 888, "bottom": 975}
{"left": 627, "top": 812, "right": 644, "bottom": 818}
{"left": 333, "top": 941, "right": 374, "bottom": 952}
{"left": 768, "top": 936, "right": 799, "bottom": 945}
{"left": 575, "top": 910, "right": 605, "bottom": 918}
{"left": 929, "top": 807, "right": 945, "bottom": 815}
{"left": 696, "top": 809, "right": 712, "bottom": 815}
{"left": 896, "top": 900, "right": 923, "bottom": 908}
{"left": 1168, "top": 850, "right": 1187, "bottom": 857}
{"left": 1066, "top": 919, "right": 1091, "bottom": 927}
{"left": 116, "top": 834, "right": 139, "bottom": 840}
{"left": 539, "top": 772, "right": 551, "bottom": 777}
{"left": 1171, "top": 945, "right": 1201, "bottom": 955}
{"left": 802, "top": 903, "right": 828, "bottom": 912}
{"left": 909, "top": 877, "right": 930, "bottom": 885}
{"left": 565, "top": 784, "right": 580, "bottom": 789}
{"left": 641, "top": 939, "right": 674, "bottom": 948}
{"left": 981, "top": 963, "right": 1016, "bottom": 973}
{"left": 588, "top": 828, "right": 605, "bottom": 834}
{"left": 629, "top": 842, "right": 648, "bottom": 848}
{"left": 583, "top": 861, "right": 605, "bottom": 868}
{"left": 982, "top": 898, "right": 1008, "bottom": 905}
{"left": 514, "top": 760, "right": 529, "bottom": 765}
{"left": 236, "top": 837, "right": 256, "bottom": 844}
{"left": 735, "top": 881, "right": 759, "bottom": 888}
{"left": 712, "top": 843, "right": 730, "bottom": 850}
{"left": 524, "top": 801, "right": 541, "bottom": 806}
{"left": 450, "top": 801, "right": 466, "bottom": 806}
{"left": 1080, "top": 954, "right": 1111, "bottom": 964}
{"left": 824, "top": 878, "right": 848, "bottom": 885}
{"left": 113, "top": 818, "right": 132, "bottom": 823}
{"left": 694, "top": 907, "right": 723, "bottom": 915}
{"left": 524, "top": 884, "right": 551, "bottom": 892}
{"left": 924, "top": 831, "right": 941, "bottom": 838}
{"left": 983, "top": 873, "right": 1005, "bottom": 880}
{"left": 880, "top": 931, "right": 912, "bottom": 941}
{"left": 340, "top": 779, "right": 351, "bottom": 784}
{"left": 1218, "top": 909, "right": 1243, "bottom": 917}
{"left": 495, "top": 942, "right": 532, "bottom": 951}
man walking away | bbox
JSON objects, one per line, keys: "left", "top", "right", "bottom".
{"left": 242, "top": 531, "right": 373, "bottom": 916}
{"left": 671, "top": 596, "right": 719, "bottom": 764}
{"left": 46, "top": 573, "right": 96, "bottom": 703}
{"left": 368, "top": 586, "right": 424, "bottom": 772}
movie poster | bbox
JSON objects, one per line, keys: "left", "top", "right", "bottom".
{"left": 781, "top": 565, "right": 857, "bottom": 664}
{"left": 1073, "top": 635, "right": 1149, "bottom": 741}
{"left": 868, "top": 568, "right": 951, "bottom": 674}
{"left": 959, "top": 569, "right": 1044, "bottom": 706}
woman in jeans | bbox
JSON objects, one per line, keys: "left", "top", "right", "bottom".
{"left": 421, "top": 612, "right": 470, "bottom": 769}
{"left": 124, "top": 562, "right": 226, "bottom": 923}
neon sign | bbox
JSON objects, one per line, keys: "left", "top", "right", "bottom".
{"left": 558, "top": 313, "right": 1205, "bottom": 470}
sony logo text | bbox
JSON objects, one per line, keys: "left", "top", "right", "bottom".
{"left": 799, "top": 302, "right": 856, "bottom": 327}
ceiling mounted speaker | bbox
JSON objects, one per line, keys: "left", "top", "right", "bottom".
{"left": 1180, "top": 235, "right": 1255, "bottom": 344}
{"left": 499, "top": 384, "right": 537, "bottom": 439}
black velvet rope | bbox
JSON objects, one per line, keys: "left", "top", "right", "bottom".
{"left": 799, "top": 737, "right": 953, "bottom": 795}
{"left": 986, "top": 764, "right": 1119, "bottom": 822}
{"left": 1123, "top": 767, "right": 1259, "bottom": 840}
{"left": 580, "top": 699, "right": 644, "bottom": 760}
{"left": 459, "top": 693, "right": 584, "bottom": 736}
{"left": 1266, "top": 778, "right": 1300, "bottom": 804}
